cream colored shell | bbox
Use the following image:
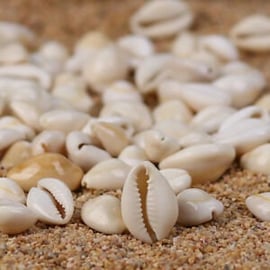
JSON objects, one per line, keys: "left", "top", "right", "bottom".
{"left": 177, "top": 188, "right": 224, "bottom": 226}
{"left": 0, "top": 198, "right": 37, "bottom": 234}
{"left": 81, "top": 195, "right": 126, "bottom": 234}
{"left": 159, "top": 143, "right": 236, "bottom": 184}
{"left": 27, "top": 178, "right": 74, "bottom": 225}
{"left": 118, "top": 145, "right": 148, "bottom": 167}
{"left": 246, "top": 193, "right": 270, "bottom": 221}
{"left": 0, "top": 42, "right": 28, "bottom": 64}
{"left": 121, "top": 161, "right": 178, "bottom": 243}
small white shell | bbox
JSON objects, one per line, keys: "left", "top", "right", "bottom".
{"left": 246, "top": 193, "right": 270, "bottom": 221}
{"left": 27, "top": 178, "right": 74, "bottom": 225}
{"left": 39, "top": 109, "right": 90, "bottom": 134}
{"left": 0, "top": 177, "right": 26, "bottom": 203}
{"left": 240, "top": 144, "right": 270, "bottom": 175}
{"left": 220, "top": 61, "right": 253, "bottom": 76}
{"left": 130, "top": 0, "right": 193, "bottom": 39}
{"left": 121, "top": 161, "right": 178, "bottom": 243}
{"left": 118, "top": 145, "right": 148, "bottom": 167}
{"left": 0, "top": 129, "right": 25, "bottom": 151}
{"left": 177, "top": 188, "right": 224, "bottom": 226}
{"left": 66, "top": 131, "right": 111, "bottom": 171}
{"left": 81, "top": 158, "right": 131, "bottom": 190}
{"left": 32, "top": 130, "right": 66, "bottom": 156}
{"left": 81, "top": 195, "right": 126, "bottom": 234}
{"left": 230, "top": 14, "right": 270, "bottom": 52}
{"left": 178, "top": 130, "right": 213, "bottom": 148}
{"left": 160, "top": 169, "right": 191, "bottom": 195}
{"left": 159, "top": 143, "right": 236, "bottom": 184}
{"left": 0, "top": 42, "right": 28, "bottom": 64}
{"left": 0, "top": 198, "right": 37, "bottom": 234}
{"left": 213, "top": 70, "right": 266, "bottom": 108}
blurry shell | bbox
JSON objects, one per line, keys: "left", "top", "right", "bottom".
{"left": 160, "top": 169, "right": 191, "bottom": 195}
{"left": 177, "top": 188, "right": 224, "bottom": 226}
{"left": 255, "top": 94, "right": 270, "bottom": 112}
{"left": 159, "top": 143, "right": 236, "bottom": 184}
{"left": 153, "top": 100, "right": 193, "bottom": 124}
{"left": 240, "top": 144, "right": 270, "bottom": 175}
{"left": 0, "top": 129, "right": 25, "bottom": 151}
{"left": 66, "top": 131, "right": 111, "bottom": 171}
{"left": 121, "top": 161, "right": 178, "bottom": 243}
{"left": 230, "top": 14, "right": 270, "bottom": 52}
{"left": 82, "top": 158, "right": 130, "bottom": 190}
{"left": 0, "top": 177, "right": 26, "bottom": 203}
{"left": 39, "top": 109, "right": 89, "bottom": 134}
{"left": 0, "top": 42, "right": 28, "bottom": 64}
{"left": 220, "top": 61, "right": 252, "bottom": 76}
{"left": 32, "top": 130, "right": 66, "bottom": 156}
{"left": 0, "top": 140, "right": 32, "bottom": 171}
{"left": 81, "top": 195, "right": 126, "bottom": 234}
{"left": 7, "top": 153, "right": 83, "bottom": 191}
{"left": 100, "top": 101, "right": 153, "bottom": 132}
{"left": 0, "top": 198, "right": 37, "bottom": 234}
{"left": 213, "top": 119, "right": 270, "bottom": 155}
{"left": 178, "top": 130, "right": 212, "bottom": 148}
{"left": 213, "top": 70, "right": 266, "bottom": 108}
{"left": 246, "top": 193, "right": 270, "bottom": 221}
{"left": 130, "top": 0, "right": 193, "bottom": 39}
{"left": 27, "top": 178, "right": 74, "bottom": 225}
{"left": 118, "top": 145, "right": 148, "bottom": 167}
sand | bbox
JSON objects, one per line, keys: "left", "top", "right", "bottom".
{"left": 0, "top": 0, "right": 270, "bottom": 269}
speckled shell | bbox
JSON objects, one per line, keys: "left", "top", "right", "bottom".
{"left": 121, "top": 161, "right": 178, "bottom": 243}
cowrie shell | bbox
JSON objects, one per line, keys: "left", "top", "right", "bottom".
{"left": 118, "top": 145, "right": 148, "bottom": 167}
{"left": 0, "top": 198, "right": 37, "bottom": 234}
{"left": 27, "top": 178, "right": 74, "bottom": 225}
{"left": 121, "top": 161, "right": 178, "bottom": 243}
{"left": 246, "top": 193, "right": 270, "bottom": 221}
{"left": 177, "top": 188, "right": 224, "bottom": 226}
{"left": 159, "top": 143, "right": 236, "bottom": 184}
{"left": 81, "top": 194, "right": 126, "bottom": 234}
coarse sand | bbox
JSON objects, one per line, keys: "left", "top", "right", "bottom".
{"left": 0, "top": 0, "right": 270, "bottom": 269}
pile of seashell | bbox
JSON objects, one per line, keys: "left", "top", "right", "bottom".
{"left": 1, "top": 0, "right": 270, "bottom": 243}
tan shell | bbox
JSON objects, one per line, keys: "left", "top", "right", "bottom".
{"left": 121, "top": 161, "right": 178, "bottom": 243}
{"left": 81, "top": 158, "right": 131, "bottom": 190}
{"left": 159, "top": 143, "right": 236, "bottom": 184}
{"left": 255, "top": 93, "right": 270, "bottom": 112}
{"left": 0, "top": 198, "right": 37, "bottom": 234}
{"left": 27, "top": 178, "right": 74, "bottom": 225}
{"left": 81, "top": 195, "right": 126, "bottom": 234}
{"left": 130, "top": 0, "right": 193, "bottom": 39}
{"left": 7, "top": 153, "right": 83, "bottom": 191}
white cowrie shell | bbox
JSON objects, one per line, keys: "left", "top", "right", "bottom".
{"left": 92, "top": 121, "right": 130, "bottom": 157}
{"left": 0, "top": 129, "right": 25, "bottom": 151}
{"left": 230, "top": 14, "right": 270, "bottom": 52}
{"left": 213, "top": 119, "right": 270, "bottom": 155}
{"left": 130, "top": 0, "right": 193, "bottom": 39}
{"left": 81, "top": 158, "right": 131, "bottom": 190}
{"left": 81, "top": 195, "right": 126, "bottom": 234}
{"left": 159, "top": 143, "right": 236, "bottom": 184}
{"left": 246, "top": 193, "right": 270, "bottom": 221}
{"left": 0, "top": 64, "right": 51, "bottom": 90}
{"left": 153, "top": 100, "right": 193, "bottom": 124}
{"left": 220, "top": 61, "right": 253, "bottom": 76}
{"left": 121, "top": 161, "right": 178, "bottom": 243}
{"left": 66, "top": 131, "right": 111, "bottom": 171}
{"left": 160, "top": 169, "right": 191, "bottom": 195}
{"left": 39, "top": 109, "right": 90, "bottom": 134}
{"left": 158, "top": 80, "right": 231, "bottom": 112}
{"left": 138, "top": 129, "right": 180, "bottom": 163}
{"left": 0, "top": 177, "right": 26, "bottom": 203}
{"left": 0, "top": 140, "right": 32, "bottom": 171}
{"left": 100, "top": 101, "right": 153, "bottom": 132}
{"left": 27, "top": 178, "right": 74, "bottom": 225}
{"left": 219, "top": 106, "right": 270, "bottom": 132}
{"left": 0, "top": 199, "right": 37, "bottom": 234}
{"left": 32, "top": 130, "right": 66, "bottom": 156}
{"left": 255, "top": 94, "right": 270, "bottom": 112}
{"left": 198, "top": 35, "right": 238, "bottom": 62}
{"left": 0, "top": 22, "right": 35, "bottom": 46}
{"left": 177, "top": 188, "right": 224, "bottom": 226}
{"left": 0, "top": 42, "right": 28, "bottom": 64}
{"left": 118, "top": 145, "right": 148, "bottom": 167}
{"left": 190, "top": 105, "right": 236, "bottom": 134}
{"left": 117, "top": 35, "right": 154, "bottom": 68}
{"left": 240, "top": 144, "right": 270, "bottom": 175}
{"left": 213, "top": 70, "right": 266, "bottom": 108}
{"left": 178, "top": 130, "right": 213, "bottom": 148}
{"left": 102, "top": 80, "right": 142, "bottom": 105}
{"left": 82, "top": 45, "right": 129, "bottom": 93}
